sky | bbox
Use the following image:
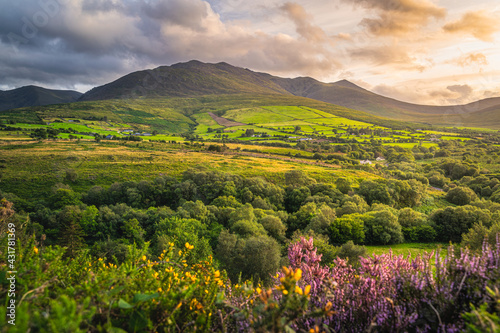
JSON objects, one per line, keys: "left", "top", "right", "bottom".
{"left": 0, "top": 0, "right": 499, "bottom": 105}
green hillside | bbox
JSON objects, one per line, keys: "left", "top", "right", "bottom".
{"left": 0, "top": 85, "right": 82, "bottom": 111}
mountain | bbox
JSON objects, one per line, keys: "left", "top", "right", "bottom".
{"left": 79, "top": 60, "right": 290, "bottom": 101}
{"left": 0, "top": 86, "right": 82, "bottom": 112}
{"left": 269, "top": 76, "right": 500, "bottom": 121}
{"left": 79, "top": 60, "right": 500, "bottom": 126}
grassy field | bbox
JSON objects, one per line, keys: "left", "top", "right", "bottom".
{"left": 0, "top": 140, "right": 379, "bottom": 199}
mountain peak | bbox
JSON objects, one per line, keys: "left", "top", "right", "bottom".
{"left": 332, "top": 79, "right": 363, "bottom": 90}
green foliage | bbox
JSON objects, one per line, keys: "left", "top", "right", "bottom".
{"left": 461, "top": 221, "right": 500, "bottom": 250}
{"left": 446, "top": 186, "right": 478, "bottom": 206}
{"left": 0, "top": 238, "right": 222, "bottom": 332}
{"left": 336, "top": 241, "right": 367, "bottom": 268}
{"left": 216, "top": 230, "right": 281, "bottom": 284}
{"left": 431, "top": 205, "right": 492, "bottom": 243}
{"left": 363, "top": 210, "right": 404, "bottom": 245}
{"left": 335, "top": 177, "right": 352, "bottom": 194}
{"left": 329, "top": 213, "right": 365, "bottom": 245}
{"left": 463, "top": 287, "right": 500, "bottom": 333}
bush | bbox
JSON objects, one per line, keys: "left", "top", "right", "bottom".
{"left": 363, "top": 210, "right": 404, "bottom": 245}
{"left": 446, "top": 186, "right": 478, "bottom": 205}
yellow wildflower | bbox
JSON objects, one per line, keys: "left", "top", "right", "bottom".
{"left": 33, "top": 246, "right": 39, "bottom": 254}
{"left": 294, "top": 268, "right": 302, "bottom": 280}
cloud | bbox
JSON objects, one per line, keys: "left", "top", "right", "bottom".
{"left": 446, "top": 84, "right": 473, "bottom": 98}
{"left": 279, "top": 2, "right": 328, "bottom": 42}
{"left": 447, "top": 52, "right": 488, "bottom": 68}
{"left": 343, "top": 0, "right": 446, "bottom": 36}
{"left": 0, "top": 0, "right": 343, "bottom": 90}
{"left": 349, "top": 44, "right": 428, "bottom": 72}
{"left": 443, "top": 10, "right": 500, "bottom": 42}
{"left": 373, "top": 83, "right": 480, "bottom": 105}
{"left": 429, "top": 85, "right": 474, "bottom": 104}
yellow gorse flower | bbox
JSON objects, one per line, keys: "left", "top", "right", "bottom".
{"left": 33, "top": 246, "right": 39, "bottom": 254}
{"left": 294, "top": 268, "right": 302, "bottom": 280}
{"left": 185, "top": 242, "right": 194, "bottom": 250}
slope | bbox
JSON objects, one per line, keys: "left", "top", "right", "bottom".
{"left": 0, "top": 85, "right": 82, "bottom": 112}
{"left": 79, "top": 60, "right": 290, "bottom": 101}
{"left": 270, "top": 76, "right": 500, "bottom": 122}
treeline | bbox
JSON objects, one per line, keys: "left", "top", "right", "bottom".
{"left": 2, "top": 166, "right": 498, "bottom": 285}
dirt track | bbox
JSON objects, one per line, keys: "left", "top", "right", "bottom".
{"left": 208, "top": 112, "right": 246, "bottom": 127}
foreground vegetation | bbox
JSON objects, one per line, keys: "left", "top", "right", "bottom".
{"left": 1, "top": 212, "right": 499, "bottom": 332}
{"left": 1, "top": 94, "right": 500, "bottom": 331}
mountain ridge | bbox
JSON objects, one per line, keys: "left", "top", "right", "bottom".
{"left": 77, "top": 60, "right": 500, "bottom": 124}
{"left": 0, "top": 85, "right": 82, "bottom": 112}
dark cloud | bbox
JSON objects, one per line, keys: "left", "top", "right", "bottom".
{"left": 81, "top": 0, "right": 124, "bottom": 13}
{"left": 0, "top": 0, "right": 343, "bottom": 90}
{"left": 141, "top": 0, "right": 211, "bottom": 31}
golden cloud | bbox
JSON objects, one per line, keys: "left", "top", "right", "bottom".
{"left": 280, "top": 2, "right": 329, "bottom": 43}
{"left": 345, "top": 0, "right": 446, "bottom": 36}
{"left": 349, "top": 44, "right": 428, "bottom": 72}
{"left": 447, "top": 52, "right": 488, "bottom": 68}
{"left": 443, "top": 10, "right": 500, "bottom": 42}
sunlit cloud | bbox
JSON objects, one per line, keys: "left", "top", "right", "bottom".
{"left": 342, "top": 0, "right": 446, "bottom": 36}
{"left": 443, "top": 10, "right": 500, "bottom": 42}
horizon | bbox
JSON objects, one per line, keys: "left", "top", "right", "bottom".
{"left": 1, "top": 0, "right": 499, "bottom": 105}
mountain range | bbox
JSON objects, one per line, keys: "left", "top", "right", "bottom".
{"left": 3, "top": 60, "right": 499, "bottom": 127}
{"left": 78, "top": 60, "right": 500, "bottom": 125}
{"left": 0, "top": 86, "right": 82, "bottom": 112}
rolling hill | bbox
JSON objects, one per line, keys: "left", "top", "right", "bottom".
{"left": 78, "top": 61, "right": 500, "bottom": 127}
{"left": 0, "top": 85, "right": 82, "bottom": 112}
{"left": 79, "top": 60, "right": 290, "bottom": 101}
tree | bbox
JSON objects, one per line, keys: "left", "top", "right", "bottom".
{"left": 446, "top": 186, "right": 478, "bottom": 206}
{"left": 336, "top": 195, "right": 369, "bottom": 217}
{"left": 260, "top": 215, "right": 287, "bottom": 241}
{"left": 216, "top": 231, "right": 281, "bottom": 284}
{"left": 307, "top": 204, "right": 336, "bottom": 235}
{"left": 363, "top": 210, "right": 403, "bottom": 245}
{"left": 121, "top": 218, "right": 146, "bottom": 248}
{"left": 60, "top": 218, "right": 86, "bottom": 258}
{"left": 49, "top": 188, "right": 82, "bottom": 210}
{"left": 430, "top": 206, "right": 492, "bottom": 243}
{"left": 335, "top": 177, "right": 352, "bottom": 194}
{"left": 287, "top": 202, "right": 317, "bottom": 236}
{"left": 285, "top": 186, "right": 311, "bottom": 212}
{"left": 231, "top": 219, "right": 267, "bottom": 238}
{"left": 329, "top": 213, "right": 365, "bottom": 245}
{"left": 357, "top": 180, "right": 394, "bottom": 206}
